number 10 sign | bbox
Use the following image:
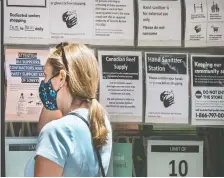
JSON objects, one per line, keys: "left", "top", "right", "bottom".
{"left": 147, "top": 139, "right": 203, "bottom": 177}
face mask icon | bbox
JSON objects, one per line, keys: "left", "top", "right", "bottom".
{"left": 62, "top": 10, "right": 78, "bottom": 28}
{"left": 160, "top": 90, "right": 175, "bottom": 108}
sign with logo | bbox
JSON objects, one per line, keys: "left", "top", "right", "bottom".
{"left": 191, "top": 55, "right": 224, "bottom": 125}
{"left": 49, "top": 0, "right": 134, "bottom": 46}
{"left": 5, "top": 137, "right": 37, "bottom": 177}
{"left": 145, "top": 53, "right": 189, "bottom": 124}
{"left": 185, "top": 0, "right": 224, "bottom": 47}
{"left": 113, "top": 143, "right": 132, "bottom": 177}
{"left": 147, "top": 139, "right": 203, "bottom": 177}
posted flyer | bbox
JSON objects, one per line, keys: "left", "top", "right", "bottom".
{"left": 98, "top": 51, "right": 143, "bottom": 123}
{"left": 4, "top": 0, "right": 49, "bottom": 44}
{"left": 185, "top": 0, "right": 224, "bottom": 47}
{"left": 191, "top": 55, "right": 224, "bottom": 125}
{"left": 49, "top": 0, "right": 94, "bottom": 44}
{"left": 145, "top": 53, "right": 189, "bottom": 124}
{"left": 5, "top": 48, "right": 48, "bottom": 122}
{"left": 138, "top": 0, "right": 181, "bottom": 46}
{"left": 147, "top": 140, "right": 203, "bottom": 177}
{"left": 4, "top": 0, "right": 135, "bottom": 46}
{"left": 93, "top": 0, "right": 134, "bottom": 46}
{"left": 49, "top": 0, "right": 134, "bottom": 46}
{"left": 5, "top": 138, "right": 37, "bottom": 177}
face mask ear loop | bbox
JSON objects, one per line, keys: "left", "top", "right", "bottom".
{"left": 56, "top": 85, "right": 63, "bottom": 93}
{"left": 50, "top": 72, "right": 60, "bottom": 80}
{"left": 45, "top": 72, "right": 60, "bottom": 84}
{"left": 59, "top": 44, "right": 69, "bottom": 83}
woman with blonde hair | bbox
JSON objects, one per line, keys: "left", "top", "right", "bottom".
{"left": 24, "top": 42, "right": 112, "bottom": 177}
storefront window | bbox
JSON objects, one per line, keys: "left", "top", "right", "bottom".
{"left": 1, "top": 0, "right": 224, "bottom": 177}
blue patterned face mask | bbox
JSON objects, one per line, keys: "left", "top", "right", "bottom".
{"left": 39, "top": 73, "right": 61, "bottom": 110}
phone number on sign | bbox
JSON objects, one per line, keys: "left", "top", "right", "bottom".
{"left": 196, "top": 113, "right": 224, "bottom": 118}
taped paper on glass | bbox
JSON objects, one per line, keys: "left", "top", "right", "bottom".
{"left": 185, "top": 0, "right": 224, "bottom": 47}
{"left": 49, "top": 0, "right": 94, "bottom": 44}
{"left": 4, "top": 0, "right": 49, "bottom": 44}
{"left": 191, "top": 55, "right": 224, "bottom": 125}
{"left": 5, "top": 137, "right": 37, "bottom": 177}
{"left": 49, "top": 0, "right": 134, "bottom": 46}
{"left": 5, "top": 48, "right": 48, "bottom": 122}
{"left": 138, "top": 0, "right": 181, "bottom": 47}
{"left": 93, "top": 0, "right": 134, "bottom": 46}
{"left": 99, "top": 51, "right": 143, "bottom": 123}
{"left": 145, "top": 53, "right": 189, "bottom": 124}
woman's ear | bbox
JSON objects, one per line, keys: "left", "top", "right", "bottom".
{"left": 59, "top": 70, "right": 67, "bottom": 84}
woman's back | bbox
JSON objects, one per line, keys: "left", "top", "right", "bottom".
{"left": 25, "top": 108, "right": 112, "bottom": 177}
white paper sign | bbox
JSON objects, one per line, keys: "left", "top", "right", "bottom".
{"left": 4, "top": 0, "right": 49, "bottom": 44}
{"left": 5, "top": 48, "right": 48, "bottom": 122}
{"left": 185, "top": 0, "right": 224, "bottom": 47}
{"left": 5, "top": 137, "right": 37, "bottom": 177}
{"left": 93, "top": 0, "right": 134, "bottom": 46}
{"left": 99, "top": 51, "right": 143, "bottom": 123}
{"left": 138, "top": 0, "right": 181, "bottom": 47}
{"left": 49, "top": 0, "right": 134, "bottom": 46}
{"left": 145, "top": 53, "right": 189, "bottom": 124}
{"left": 191, "top": 55, "right": 224, "bottom": 125}
{"left": 49, "top": 0, "right": 94, "bottom": 44}
{"left": 147, "top": 139, "right": 203, "bottom": 177}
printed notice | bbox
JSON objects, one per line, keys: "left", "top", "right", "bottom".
{"left": 5, "top": 48, "right": 48, "bottom": 122}
{"left": 147, "top": 140, "right": 203, "bottom": 177}
{"left": 185, "top": 0, "right": 224, "bottom": 47}
{"left": 93, "top": 0, "right": 134, "bottom": 46}
{"left": 191, "top": 55, "right": 224, "bottom": 125}
{"left": 4, "top": 0, "right": 49, "bottom": 44}
{"left": 99, "top": 51, "right": 143, "bottom": 123}
{"left": 5, "top": 138, "right": 37, "bottom": 177}
{"left": 138, "top": 0, "right": 181, "bottom": 47}
{"left": 49, "top": 0, "right": 93, "bottom": 44}
{"left": 145, "top": 53, "right": 189, "bottom": 124}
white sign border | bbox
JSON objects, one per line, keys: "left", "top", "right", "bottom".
{"left": 98, "top": 50, "right": 143, "bottom": 123}
{"left": 147, "top": 139, "right": 204, "bottom": 177}
{"left": 137, "top": 0, "right": 182, "bottom": 47}
{"left": 5, "top": 137, "right": 37, "bottom": 177}
{"left": 145, "top": 52, "right": 189, "bottom": 124}
{"left": 191, "top": 54, "right": 224, "bottom": 126}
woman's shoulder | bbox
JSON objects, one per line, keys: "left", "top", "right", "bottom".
{"left": 36, "top": 115, "right": 78, "bottom": 168}
{"left": 39, "top": 114, "right": 79, "bottom": 135}
{"left": 39, "top": 109, "right": 112, "bottom": 140}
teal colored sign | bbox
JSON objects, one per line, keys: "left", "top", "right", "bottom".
{"left": 113, "top": 143, "right": 132, "bottom": 177}
{"left": 107, "top": 148, "right": 113, "bottom": 177}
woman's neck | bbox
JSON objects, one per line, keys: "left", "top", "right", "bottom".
{"left": 63, "top": 99, "right": 89, "bottom": 116}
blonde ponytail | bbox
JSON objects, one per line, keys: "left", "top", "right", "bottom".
{"left": 47, "top": 43, "right": 109, "bottom": 148}
{"left": 89, "top": 99, "right": 108, "bottom": 149}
